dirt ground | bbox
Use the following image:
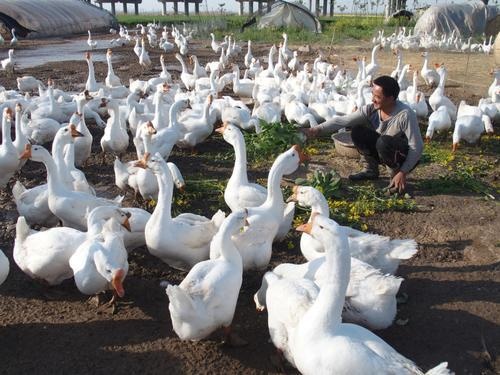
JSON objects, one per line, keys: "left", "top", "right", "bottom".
{"left": 0, "top": 33, "right": 499, "bottom": 374}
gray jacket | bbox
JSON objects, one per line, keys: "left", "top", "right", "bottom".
{"left": 315, "top": 101, "right": 423, "bottom": 174}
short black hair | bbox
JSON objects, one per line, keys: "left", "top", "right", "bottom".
{"left": 373, "top": 75, "right": 400, "bottom": 100}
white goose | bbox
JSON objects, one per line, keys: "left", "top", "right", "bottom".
{"left": 429, "top": 64, "right": 457, "bottom": 122}
{"left": 14, "top": 206, "right": 130, "bottom": 286}
{"left": 426, "top": 105, "right": 452, "bottom": 142}
{"left": 12, "top": 123, "right": 92, "bottom": 227}
{"left": 244, "top": 40, "right": 253, "bottom": 68}
{"left": 258, "top": 186, "right": 404, "bottom": 330}
{"left": 159, "top": 54, "right": 172, "bottom": 82}
{"left": 420, "top": 51, "right": 439, "bottom": 88}
{"left": 364, "top": 44, "right": 382, "bottom": 77}
{"left": 452, "top": 114, "right": 493, "bottom": 152}
{"left": 1, "top": 49, "right": 15, "bottom": 74}
{"left": 139, "top": 38, "right": 151, "bottom": 68}
{"left": 13, "top": 103, "right": 29, "bottom": 169}
{"left": 177, "top": 94, "right": 215, "bottom": 149}
{"left": 232, "top": 64, "right": 254, "bottom": 98}
{"left": 290, "top": 214, "right": 452, "bottom": 375}
{"left": 289, "top": 185, "right": 417, "bottom": 274}
{"left": 84, "top": 52, "right": 104, "bottom": 92}
{"left": 73, "top": 92, "right": 93, "bottom": 167}
{"left": 217, "top": 123, "right": 296, "bottom": 241}
{"left": 166, "top": 210, "right": 248, "bottom": 343}
{"left": 19, "top": 144, "right": 122, "bottom": 231}
{"left": 144, "top": 153, "right": 225, "bottom": 271}
{"left": 69, "top": 214, "right": 129, "bottom": 305}
{"left": 100, "top": 98, "right": 129, "bottom": 157}
{"left": 17, "top": 76, "right": 44, "bottom": 92}
{"left": 105, "top": 49, "right": 122, "bottom": 87}
{"left": 0, "top": 108, "right": 19, "bottom": 188}
{"left": 175, "top": 53, "right": 196, "bottom": 90}
{"left": 211, "top": 145, "right": 306, "bottom": 270}
{"left": 87, "top": 30, "right": 97, "bottom": 49}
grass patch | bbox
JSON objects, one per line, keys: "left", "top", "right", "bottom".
{"left": 293, "top": 180, "right": 416, "bottom": 231}
{"left": 171, "top": 178, "right": 226, "bottom": 216}
{"left": 418, "top": 141, "right": 498, "bottom": 199}
{"left": 116, "top": 14, "right": 408, "bottom": 44}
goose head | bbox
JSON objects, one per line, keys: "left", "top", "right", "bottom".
{"left": 144, "top": 152, "right": 166, "bottom": 175}
{"left": 296, "top": 212, "right": 344, "bottom": 246}
{"left": 215, "top": 122, "right": 241, "bottom": 145}
{"left": 287, "top": 185, "right": 324, "bottom": 207}
{"left": 93, "top": 243, "right": 127, "bottom": 298}
{"left": 277, "top": 145, "right": 309, "bottom": 175}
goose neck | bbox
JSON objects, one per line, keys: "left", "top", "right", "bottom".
{"left": 152, "top": 163, "right": 173, "bottom": 222}
{"left": 230, "top": 132, "right": 249, "bottom": 185}
{"left": 300, "top": 231, "right": 350, "bottom": 336}
{"left": 263, "top": 156, "right": 285, "bottom": 207}
{"left": 1, "top": 115, "right": 13, "bottom": 144}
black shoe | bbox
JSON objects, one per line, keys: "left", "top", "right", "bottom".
{"left": 348, "top": 170, "right": 379, "bottom": 181}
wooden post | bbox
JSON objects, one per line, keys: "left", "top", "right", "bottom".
{"left": 174, "top": 0, "right": 178, "bottom": 14}
{"left": 323, "top": 0, "right": 327, "bottom": 15}
{"left": 111, "top": 0, "right": 116, "bottom": 15}
{"left": 195, "top": 1, "right": 199, "bottom": 14}
{"left": 123, "top": 1, "right": 128, "bottom": 14}
{"left": 162, "top": 1, "right": 167, "bottom": 15}
{"left": 315, "top": 0, "right": 320, "bottom": 15}
{"left": 98, "top": 1, "right": 103, "bottom": 9}
{"left": 184, "top": 0, "right": 189, "bottom": 16}
{"left": 258, "top": 0, "right": 263, "bottom": 13}
{"left": 249, "top": 1, "right": 254, "bottom": 14}
{"left": 239, "top": 0, "right": 244, "bottom": 15}
{"left": 134, "top": 1, "right": 139, "bottom": 14}
{"left": 330, "top": 0, "right": 333, "bottom": 16}
{"left": 267, "top": 0, "right": 272, "bottom": 12}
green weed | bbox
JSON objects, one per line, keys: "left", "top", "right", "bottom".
{"left": 295, "top": 169, "right": 342, "bottom": 199}
{"left": 244, "top": 122, "right": 305, "bottom": 167}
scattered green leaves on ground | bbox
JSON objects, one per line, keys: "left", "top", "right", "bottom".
{"left": 295, "top": 169, "right": 342, "bottom": 199}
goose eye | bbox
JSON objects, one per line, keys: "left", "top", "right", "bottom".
{"left": 105, "top": 268, "right": 111, "bottom": 273}
{"left": 319, "top": 225, "right": 324, "bottom": 229}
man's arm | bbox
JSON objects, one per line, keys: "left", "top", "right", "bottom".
{"left": 399, "top": 110, "right": 424, "bottom": 174}
{"left": 310, "top": 109, "right": 370, "bottom": 136}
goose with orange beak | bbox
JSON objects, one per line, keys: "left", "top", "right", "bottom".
{"left": 69, "top": 210, "right": 131, "bottom": 313}
{"left": 210, "top": 144, "right": 308, "bottom": 271}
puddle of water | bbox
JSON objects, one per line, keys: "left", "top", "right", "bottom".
{"left": 5, "top": 39, "right": 115, "bottom": 69}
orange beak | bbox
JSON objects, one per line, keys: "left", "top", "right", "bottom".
{"left": 293, "top": 144, "right": 309, "bottom": 164}
{"left": 112, "top": 269, "right": 125, "bottom": 298}
{"left": 296, "top": 221, "right": 312, "bottom": 234}
{"left": 452, "top": 143, "right": 458, "bottom": 152}
{"left": 70, "top": 124, "right": 84, "bottom": 138}
{"left": 215, "top": 122, "right": 228, "bottom": 134}
{"left": 425, "top": 136, "right": 431, "bottom": 143}
{"left": 122, "top": 212, "right": 132, "bottom": 232}
{"left": 19, "top": 144, "right": 32, "bottom": 160}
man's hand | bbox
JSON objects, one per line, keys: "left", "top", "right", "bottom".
{"left": 302, "top": 126, "right": 320, "bottom": 139}
{"left": 389, "top": 171, "right": 406, "bottom": 193}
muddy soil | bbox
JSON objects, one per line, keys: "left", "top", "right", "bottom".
{"left": 0, "top": 33, "right": 498, "bottom": 375}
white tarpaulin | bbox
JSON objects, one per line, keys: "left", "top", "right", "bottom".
{"left": 258, "top": 1, "right": 322, "bottom": 33}
{"left": 414, "top": 1, "right": 499, "bottom": 37}
{"left": 0, "top": 0, "right": 117, "bottom": 39}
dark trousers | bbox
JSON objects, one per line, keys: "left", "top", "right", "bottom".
{"left": 351, "top": 124, "right": 409, "bottom": 170}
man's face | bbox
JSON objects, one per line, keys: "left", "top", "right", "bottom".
{"left": 372, "top": 84, "right": 394, "bottom": 111}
